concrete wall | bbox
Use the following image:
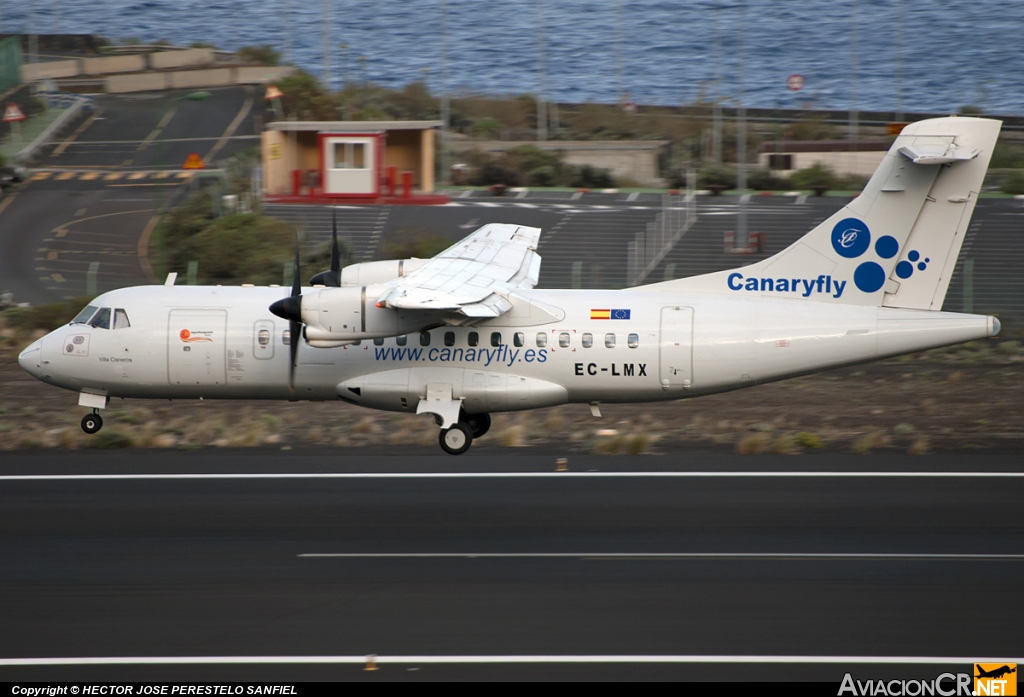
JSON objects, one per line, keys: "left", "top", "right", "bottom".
{"left": 453, "top": 140, "right": 667, "bottom": 186}
{"left": 759, "top": 151, "right": 887, "bottom": 177}
{"left": 150, "top": 48, "right": 215, "bottom": 70}
{"left": 81, "top": 54, "right": 147, "bottom": 75}
{"left": 169, "top": 67, "right": 232, "bottom": 89}
{"left": 21, "top": 59, "right": 80, "bottom": 81}
{"left": 106, "top": 72, "right": 170, "bottom": 93}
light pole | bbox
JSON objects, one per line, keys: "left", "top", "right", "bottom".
{"left": 439, "top": 0, "right": 450, "bottom": 185}
{"left": 735, "top": 1, "right": 747, "bottom": 251}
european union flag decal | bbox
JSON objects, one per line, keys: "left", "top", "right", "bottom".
{"left": 610, "top": 309, "right": 631, "bottom": 320}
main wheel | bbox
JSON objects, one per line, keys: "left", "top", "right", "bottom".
{"left": 438, "top": 422, "right": 473, "bottom": 455}
{"left": 465, "top": 412, "right": 491, "bottom": 439}
{"left": 81, "top": 413, "right": 103, "bottom": 434}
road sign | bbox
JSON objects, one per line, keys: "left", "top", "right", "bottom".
{"left": 265, "top": 85, "right": 283, "bottom": 100}
{"left": 786, "top": 74, "right": 805, "bottom": 92}
{"left": 182, "top": 152, "right": 205, "bottom": 170}
{"left": 2, "top": 103, "right": 26, "bottom": 122}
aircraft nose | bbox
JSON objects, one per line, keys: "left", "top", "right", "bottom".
{"left": 18, "top": 339, "right": 43, "bottom": 378}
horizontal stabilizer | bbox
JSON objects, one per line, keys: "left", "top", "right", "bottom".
{"left": 898, "top": 144, "right": 979, "bottom": 165}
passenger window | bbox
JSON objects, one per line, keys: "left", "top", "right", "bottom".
{"left": 468, "top": 331, "right": 479, "bottom": 347}
{"left": 396, "top": 335, "right": 407, "bottom": 346}
{"left": 113, "top": 308, "right": 130, "bottom": 329}
{"left": 257, "top": 329, "right": 271, "bottom": 346}
{"left": 373, "top": 337, "right": 384, "bottom": 346}
{"left": 88, "top": 307, "right": 111, "bottom": 329}
{"left": 628, "top": 333, "right": 639, "bottom": 348}
{"left": 490, "top": 332, "right": 501, "bottom": 347}
{"left": 352, "top": 340, "right": 361, "bottom": 346}
{"left": 559, "top": 332, "right": 570, "bottom": 348}
{"left": 420, "top": 331, "right": 431, "bottom": 346}
{"left": 536, "top": 332, "right": 547, "bottom": 348}
{"left": 514, "top": 332, "right": 524, "bottom": 347}
{"left": 72, "top": 305, "right": 98, "bottom": 324}
{"left": 282, "top": 330, "right": 291, "bottom": 346}
{"left": 582, "top": 332, "right": 593, "bottom": 348}
{"left": 444, "top": 331, "right": 455, "bottom": 347}
{"left": 605, "top": 333, "right": 616, "bottom": 348}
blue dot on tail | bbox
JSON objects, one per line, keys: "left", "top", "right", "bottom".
{"left": 854, "top": 262, "right": 886, "bottom": 292}
{"left": 918, "top": 262, "right": 927, "bottom": 271}
{"left": 875, "top": 235, "right": 899, "bottom": 259}
{"left": 896, "top": 261, "right": 914, "bottom": 279}
{"left": 908, "top": 250, "right": 920, "bottom": 262}
{"left": 925, "top": 258, "right": 930, "bottom": 263}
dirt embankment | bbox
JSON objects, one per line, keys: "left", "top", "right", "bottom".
{"left": 2, "top": 339, "right": 1022, "bottom": 455}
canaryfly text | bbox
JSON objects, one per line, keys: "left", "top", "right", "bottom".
{"left": 728, "top": 272, "right": 847, "bottom": 298}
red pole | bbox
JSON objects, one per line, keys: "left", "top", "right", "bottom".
{"left": 387, "top": 166, "right": 397, "bottom": 196}
{"left": 402, "top": 171, "right": 413, "bottom": 198}
{"left": 292, "top": 169, "right": 302, "bottom": 196}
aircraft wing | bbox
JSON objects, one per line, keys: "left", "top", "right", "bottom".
{"left": 375, "top": 223, "right": 542, "bottom": 318}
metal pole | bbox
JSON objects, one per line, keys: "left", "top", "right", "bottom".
{"left": 536, "top": 0, "right": 547, "bottom": 142}
{"left": 440, "top": 0, "right": 450, "bottom": 185}
{"left": 28, "top": 0, "right": 38, "bottom": 66}
{"left": 712, "top": 2, "right": 722, "bottom": 164}
{"left": 54, "top": 0, "right": 61, "bottom": 34}
{"left": 849, "top": 0, "right": 859, "bottom": 142}
{"left": 615, "top": 0, "right": 624, "bottom": 104}
{"left": 284, "top": 0, "right": 292, "bottom": 64}
{"left": 321, "top": 0, "right": 331, "bottom": 90}
{"left": 735, "top": 1, "right": 747, "bottom": 251}
{"left": 895, "top": 0, "right": 904, "bottom": 122}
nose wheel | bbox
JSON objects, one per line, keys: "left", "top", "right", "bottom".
{"left": 81, "top": 411, "right": 103, "bottom": 434}
{"left": 439, "top": 421, "right": 473, "bottom": 455}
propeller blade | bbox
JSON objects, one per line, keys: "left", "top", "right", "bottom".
{"left": 289, "top": 319, "right": 299, "bottom": 393}
{"left": 309, "top": 208, "right": 342, "bottom": 287}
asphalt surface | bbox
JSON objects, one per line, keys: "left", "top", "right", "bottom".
{"left": 0, "top": 451, "right": 1021, "bottom": 681}
{"left": 0, "top": 86, "right": 263, "bottom": 305}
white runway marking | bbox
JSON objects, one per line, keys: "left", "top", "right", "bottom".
{"left": 297, "top": 552, "right": 1024, "bottom": 561}
{"left": 1, "top": 471, "right": 1023, "bottom": 482}
{"left": 1, "top": 654, "right": 1020, "bottom": 666}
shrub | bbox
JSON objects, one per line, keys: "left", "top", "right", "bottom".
{"left": 276, "top": 69, "right": 337, "bottom": 120}
{"left": 790, "top": 163, "right": 836, "bottom": 191}
{"left": 747, "top": 168, "right": 789, "bottom": 191}
{"left": 88, "top": 431, "right": 134, "bottom": 449}
{"left": 698, "top": 165, "right": 736, "bottom": 189}
{"left": 1001, "top": 170, "right": 1024, "bottom": 195}
{"left": 570, "top": 164, "right": 614, "bottom": 189}
{"left": 238, "top": 45, "right": 280, "bottom": 66}
{"left": 794, "top": 431, "right": 824, "bottom": 449}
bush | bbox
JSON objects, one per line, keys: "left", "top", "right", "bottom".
{"left": 470, "top": 159, "right": 521, "bottom": 187}
{"left": 237, "top": 45, "right": 280, "bottom": 66}
{"left": 698, "top": 165, "right": 735, "bottom": 189}
{"left": 2, "top": 296, "right": 94, "bottom": 332}
{"left": 747, "top": 168, "right": 789, "bottom": 191}
{"left": 570, "top": 164, "right": 615, "bottom": 189}
{"left": 88, "top": 431, "right": 134, "bottom": 449}
{"left": 527, "top": 165, "right": 557, "bottom": 187}
{"left": 790, "top": 163, "right": 836, "bottom": 191}
{"left": 381, "top": 228, "right": 452, "bottom": 259}
{"left": 1001, "top": 170, "right": 1024, "bottom": 195}
{"left": 276, "top": 69, "right": 337, "bottom": 120}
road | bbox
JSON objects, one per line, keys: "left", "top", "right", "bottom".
{"left": 0, "top": 451, "right": 1021, "bottom": 681}
{"left": 0, "top": 86, "right": 262, "bottom": 305}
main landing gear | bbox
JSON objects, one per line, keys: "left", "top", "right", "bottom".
{"left": 437, "top": 411, "right": 491, "bottom": 455}
{"left": 81, "top": 410, "right": 103, "bottom": 434}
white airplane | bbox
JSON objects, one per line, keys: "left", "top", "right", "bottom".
{"left": 18, "top": 117, "right": 1002, "bottom": 454}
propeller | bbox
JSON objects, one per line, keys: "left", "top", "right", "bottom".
{"left": 309, "top": 207, "right": 341, "bottom": 287}
{"left": 269, "top": 231, "right": 303, "bottom": 393}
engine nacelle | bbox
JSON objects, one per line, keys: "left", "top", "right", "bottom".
{"left": 339, "top": 258, "right": 429, "bottom": 287}
{"left": 301, "top": 284, "right": 436, "bottom": 343}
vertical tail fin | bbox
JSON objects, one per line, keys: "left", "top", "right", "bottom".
{"left": 646, "top": 116, "right": 1001, "bottom": 309}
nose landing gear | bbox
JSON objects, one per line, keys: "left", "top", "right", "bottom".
{"left": 81, "top": 410, "right": 103, "bottom": 434}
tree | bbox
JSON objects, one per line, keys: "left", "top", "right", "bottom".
{"left": 276, "top": 70, "right": 337, "bottom": 120}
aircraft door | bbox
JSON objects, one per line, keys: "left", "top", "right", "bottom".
{"left": 659, "top": 306, "right": 694, "bottom": 390}
{"left": 168, "top": 309, "right": 228, "bottom": 386}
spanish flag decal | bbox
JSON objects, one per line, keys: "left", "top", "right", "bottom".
{"left": 591, "top": 309, "right": 631, "bottom": 320}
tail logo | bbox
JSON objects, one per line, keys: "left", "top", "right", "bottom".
{"left": 831, "top": 218, "right": 871, "bottom": 258}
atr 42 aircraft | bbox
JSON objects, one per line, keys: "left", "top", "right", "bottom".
{"left": 18, "top": 117, "right": 1002, "bottom": 454}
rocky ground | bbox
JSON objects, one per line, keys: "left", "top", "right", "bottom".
{"left": 2, "top": 334, "right": 1022, "bottom": 456}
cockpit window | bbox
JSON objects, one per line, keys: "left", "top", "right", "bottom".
{"left": 113, "top": 309, "right": 130, "bottom": 330}
{"left": 72, "top": 305, "right": 98, "bottom": 324}
{"left": 88, "top": 307, "right": 111, "bottom": 330}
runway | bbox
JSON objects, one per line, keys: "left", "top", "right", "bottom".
{"left": 1, "top": 451, "right": 1021, "bottom": 681}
